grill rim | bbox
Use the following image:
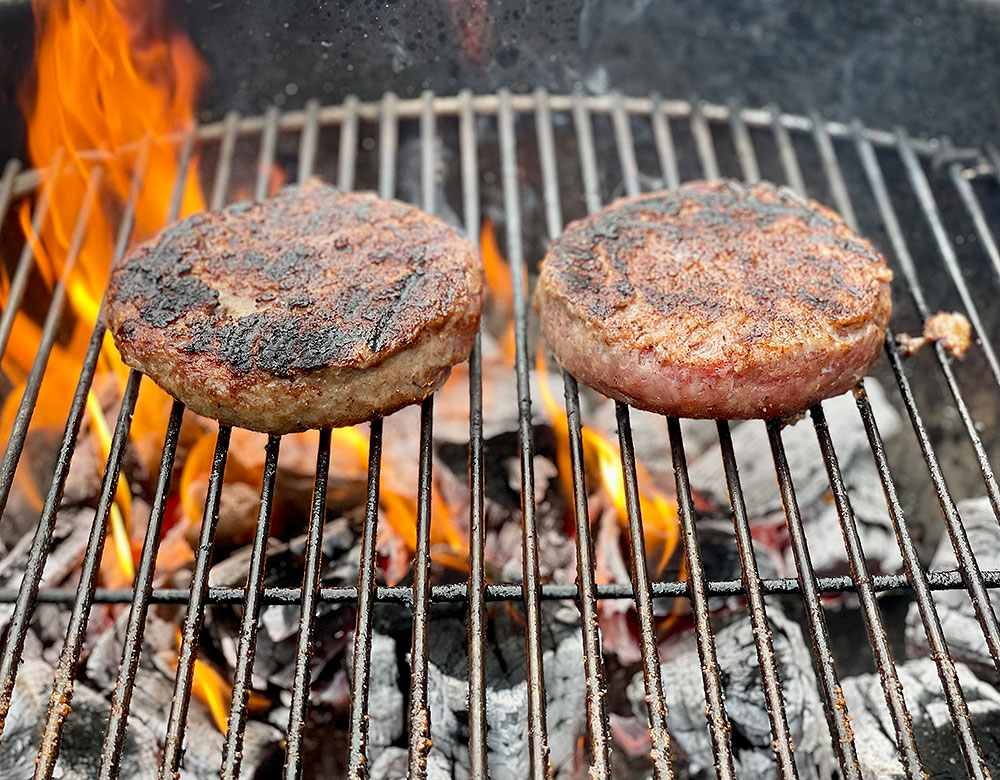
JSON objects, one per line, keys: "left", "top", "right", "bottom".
{"left": 0, "top": 88, "right": 998, "bottom": 780}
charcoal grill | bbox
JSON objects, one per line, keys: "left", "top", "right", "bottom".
{"left": 1, "top": 89, "right": 1000, "bottom": 780}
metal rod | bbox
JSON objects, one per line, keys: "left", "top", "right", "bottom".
{"left": 765, "top": 421, "right": 862, "bottom": 780}
{"left": 158, "top": 426, "right": 232, "bottom": 780}
{"left": 346, "top": 90, "right": 396, "bottom": 780}
{"left": 769, "top": 104, "right": 806, "bottom": 196}
{"left": 895, "top": 129, "right": 1000, "bottom": 389}
{"left": 810, "top": 404, "right": 925, "bottom": 779}
{"left": 13, "top": 569, "right": 1000, "bottom": 607}
{"left": 0, "top": 147, "right": 63, "bottom": 361}
{"left": 0, "top": 134, "right": 171, "bottom": 741}
{"left": 346, "top": 418, "right": 384, "bottom": 780}
{"left": 282, "top": 429, "right": 332, "bottom": 780}
{"left": 34, "top": 370, "right": 144, "bottom": 780}
{"left": 535, "top": 86, "right": 612, "bottom": 779}
{"left": 459, "top": 87, "right": 489, "bottom": 780}
{"left": 763, "top": 110, "right": 862, "bottom": 780}
{"left": 498, "top": 87, "right": 551, "bottom": 780}
{"left": 211, "top": 111, "right": 240, "bottom": 209}
{"left": 854, "top": 387, "right": 990, "bottom": 779}
{"left": 727, "top": 101, "right": 761, "bottom": 183}
{"left": 950, "top": 160, "right": 1000, "bottom": 283}
{"left": 98, "top": 400, "right": 185, "bottom": 780}
{"left": 221, "top": 436, "right": 282, "bottom": 780}
{"left": 613, "top": 405, "right": 673, "bottom": 780}
{"left": 0, "top": 166, "right": 104, "bottom": 516}
{"left": 665, "top": 418, "right": 736, "bottom": 780}
{"left": 690, "top": 101, "right": 721, "bottom": 179}
{"left": 297, "top": 99, "right": 320, "bottom": 184}
{"left": 254, "top": 106, "right": 280, "bottom": 201}
{"left": 716, "top": 422, "right": 799, "bottom": 779}
{"left": 338, "top": 95, "right": 360, "bottom": 191}
{"left": 406, "top": 91, "right": 438, "bottom": 780}
{"left": 650, "top": 93, "right": 681, "bottom": 189}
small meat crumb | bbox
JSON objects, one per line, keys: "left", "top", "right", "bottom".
{"left": 897, "top": 311, "right": 972, "bottom": 358}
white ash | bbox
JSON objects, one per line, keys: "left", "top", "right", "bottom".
{"left": 423, "top": 602, "right": 587, "bottom": 780}
{"left": 905, "top": 496, "right": 1000, "bottom": 681}
{"left": 345, "top": 631, "right": 405, "bottom": 751}
{"left": 627, "top": 607, "right": 836, "bottom": 780}
{"left": 841, "top": 658, "right": 1000, "bottom": 779}
{"left": 0, "top": 659, "right": 161, "bottom": 780}
{"left": 367, "top": 745, "right": 457, "bottom": 780}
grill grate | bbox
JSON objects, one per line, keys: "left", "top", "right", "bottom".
{"left": 0, "top": 90, "right": 998, "bottom": 780}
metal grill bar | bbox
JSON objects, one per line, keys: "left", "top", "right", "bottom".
{"left": 783, "top": 117, "right": 991, "bottom": 778}
{"left": 6, "top": 569, "right": 1000, "bottom": 605}
{"left": 158, "top": 112, "right": 243, "bottom": 780}
{"left": 950, "top": 161, "right": 1000, "bottom": 287}
{"left": 0, "top": 147, "right": 61, "bottom": 360}
{"left": 405, "top": 90, "right": 438, "bottom": 780}
{"left": 642, "top": 95, "right": 738, "bottom": 780}
{"left": 221, "top": 92, "right": 321, "bottom": 780}
{"left": 498, "top": 86, "right": 552, "bottom": 780}
{"left": 0, "top": 165, "right": 104, "bottom": 516}
{"left": 851, "top": 130, "right": 1000, "bottom": 679}
{"left": 34, "top": 369, "right": 144, "bottom": 779}
{"left": 458, "top": 86, "right": 489, "bottom": 780}
{"left": 345, "top": 89, "right": 396, "bottom": 779}
{"left": 764, "top": 113, "right": 862, "bottom": 780}
{"left": 810, "top": 404, "right": 925, "bottom": 778}
{"left": 896, "top": 130, "right": 1000, "bottom": 389}
{"left": 97, "top": 399, "right": 185, "bottom": 780}
{"left": 221, "top": 436, "right": 281, "bottom": 780}
{"left": 535, "top": 87, "right": 612, "bottom": 779}
{"left": 716, "top": 422, "right": 800, "bottom": 779}
{"left": 4, "top": 90, "right": 1000, "bottom": 780}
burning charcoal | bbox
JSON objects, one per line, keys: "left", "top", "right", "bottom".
{"left": 905, "top": 496, "right": 1000, "bottom": 680}
{"left": 685, "top": 379, "right": 903, "bottom": 577}
{"left": 423, "top": 602, "right": 587, "bottom": 780}
{"left": 840, "top": 658, "right": 1000, "bottom": 778}
{"left": 1, "top": 659, "right": 160, "bottom": 780}
{"left": 628, "top": 608, "right": 835, "bottom": 780}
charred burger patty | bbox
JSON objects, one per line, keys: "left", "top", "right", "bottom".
{"left": 536, "top": 179, "right": 892, "bottom": 419}
{"left": 105, "top": 180, "right": 482, "bottom": 433}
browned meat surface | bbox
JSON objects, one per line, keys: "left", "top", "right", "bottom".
{"left": 536, "top": 179, "right": 893, "bottom": 419}
{"left": 898, "top": 311, "right": 972, "bottom": 358}
{"left": 105, "top": 180, "right": 482, "bottom": 433}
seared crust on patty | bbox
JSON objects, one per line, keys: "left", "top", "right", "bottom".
{"left": 105, "top": 180, "right": 482, "bottom": 433}
{"left": 536, "top": 179, "right": 892, "bottom": 419}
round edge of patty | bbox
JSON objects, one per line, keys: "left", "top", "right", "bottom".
{"left": 537, "top": 286, "right": 887, "bottom": 419}
{"left": 535, "top": 180, "right": 893, "bottom": 419}
{"left": 113, "top": 301, "right": 480, "bottom": 433}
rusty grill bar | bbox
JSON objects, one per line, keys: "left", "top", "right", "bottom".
{"left": 0, "top": 89, "right": 998, "bottom": 780}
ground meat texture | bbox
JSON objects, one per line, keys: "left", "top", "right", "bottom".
{"left": 105, "top": 180, "right": 482, "bottom": 433}
{"left": 898, "top": 311, "right": 972, "bottom": 358}
{"left": 535, "top": 179, "right": 893, "bottom": 420}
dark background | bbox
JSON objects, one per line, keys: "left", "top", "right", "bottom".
{"left": 3, "top": 0, "right": 1000, "bottom": 164}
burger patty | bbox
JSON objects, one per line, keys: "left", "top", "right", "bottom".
{"left": 536, "top": 179, "right": 893, "bottom": 420}
{"left": 105, "top": 180, "right": 482, "bottom": 433}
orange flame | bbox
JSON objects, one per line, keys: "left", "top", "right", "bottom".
{"left": 535, "top": 346, "right": 680, "bottom": 577}
{"left": 480, "top": 219, "right": 516, "bottom": 364}
{"left": 13, "top": 0, "right": 233, "bottom": 727}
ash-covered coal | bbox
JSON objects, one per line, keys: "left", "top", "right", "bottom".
{"left": 905, "top": 496, "right": 1000, "bottom": 681}
{"left": 421, "top": 602, "right": 587, "bottom": 780}
{"left": 841, "top": 658, "right": 1000, "bottom": 779}
{"left": 624, "top": 607, "right": 835, "bottom": 780}
{"left": 684, "top": 379, "right": 904, "bottom": 578}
